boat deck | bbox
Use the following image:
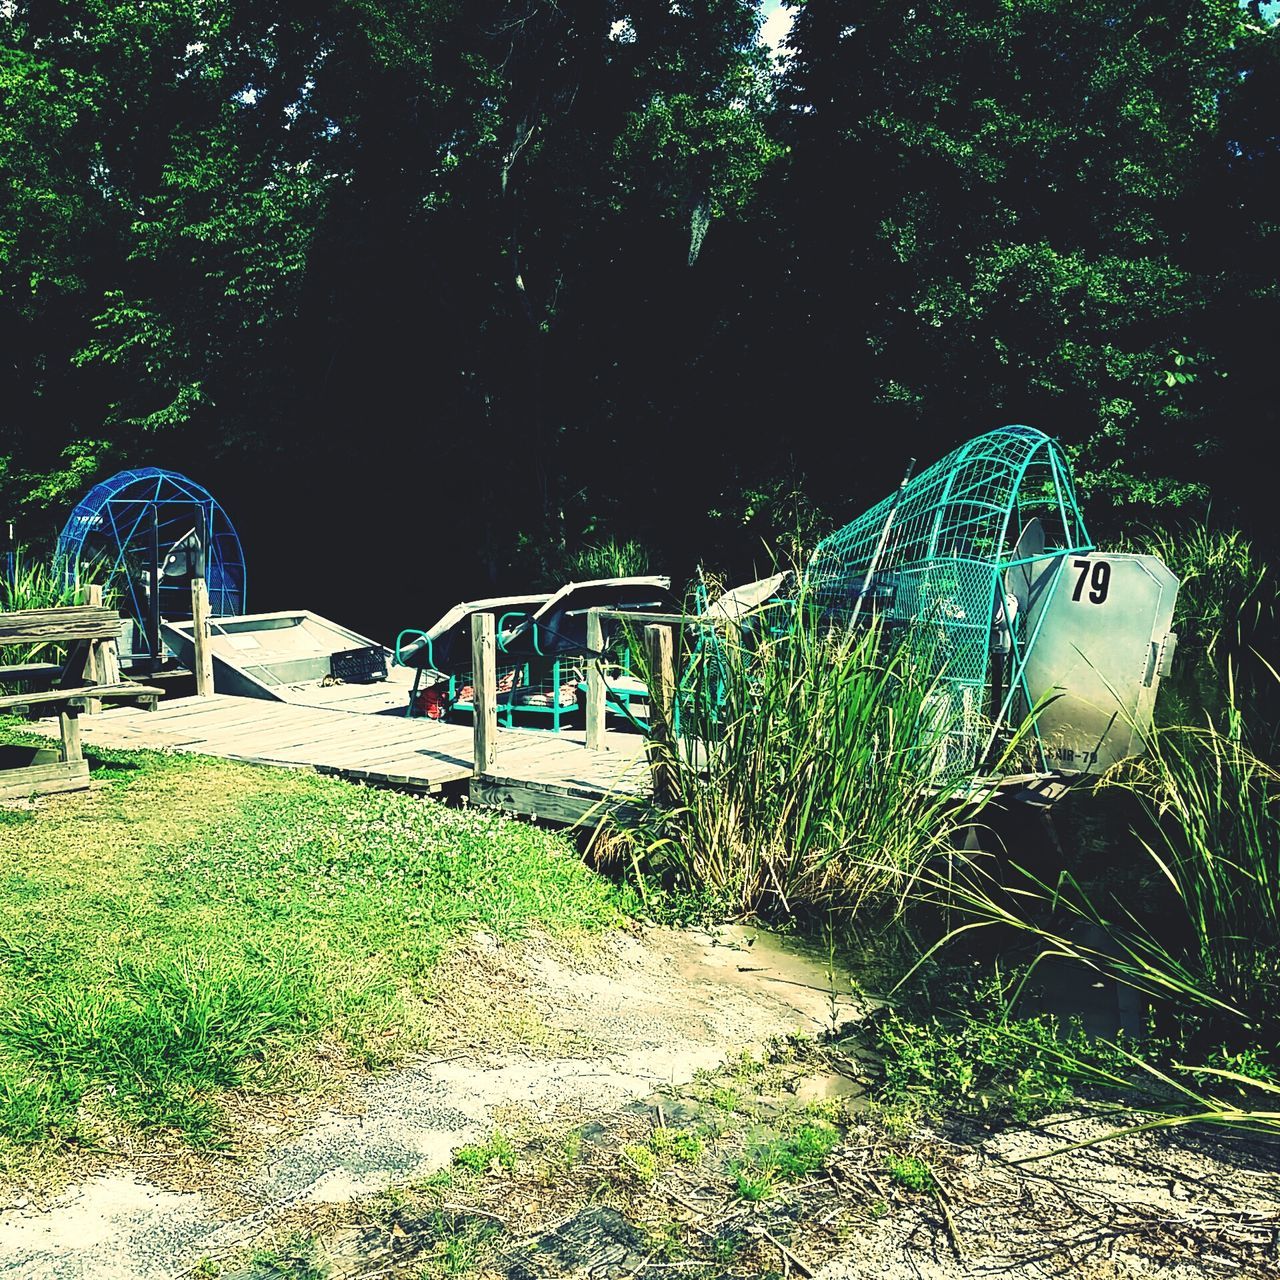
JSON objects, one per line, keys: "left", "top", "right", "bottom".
{"left": 42, "top": 693, "right": 651, "bottom": 824}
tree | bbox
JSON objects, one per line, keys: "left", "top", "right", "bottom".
{"left": 1, "top": 1, "right": 779, "bottom": 623}
{"left": 773, "top": 0, "right": 1263, "bottom": 531}
{"left": 1, "top": 1, "right": 329, "bottom": 515}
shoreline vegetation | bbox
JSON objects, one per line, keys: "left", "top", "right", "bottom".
{"left": 594, "top": 526, "right": 1280, "bottom": 1145}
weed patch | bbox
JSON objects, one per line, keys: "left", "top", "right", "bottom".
{"left": 871, "top": 980, "right": 1122, "bottom": 1123}
{"left": 884, "top": 1152, "right": 934, "bottom": 1193}
{"left": 730, "top": 1120, "right": 840, "bottom": 1200}
{"left": 416, "top": 1212, "right": 501, "bottom": 1277}
{"left": 619, "top": 1124, "right": 704, "bottom": 1183}
{"left": 453, "top": 1130, "right": 517, "bottom": 1175}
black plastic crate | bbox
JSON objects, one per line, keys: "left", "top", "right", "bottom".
{"left": 330, "top": 645, "right": 388, "bottom": 684}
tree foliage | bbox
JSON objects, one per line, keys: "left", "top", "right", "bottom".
{"left": 1, "top": 1, "right": 1277, "bottom": 626}
{"left": 774, "top": 0, "right": 1272, "bottom": 519}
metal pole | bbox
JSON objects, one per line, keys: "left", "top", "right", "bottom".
{"left": 194, "top": 505, "right": 208, "bottom": 580}
{"left": 848, "top": 457, "right": 915, "bottom": 630}
{"left": 148, "top": 507, "right": 161, "bottom": 675}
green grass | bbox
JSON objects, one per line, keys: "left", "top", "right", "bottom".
{"left": 452, "top": 1130, "right": 518, "bottom": 1175}
{"left": 884, "top": 1153, "right": 934, "bottom": 1194}
{"left": 620, "top": 1124, "right": 705, "bottom": 1182}
{"left": 420, "top": 1216, "right": 501, "bottom": 1278}
{"left": 0, "top": 744, "right": 622, "bottom": 1159}
{"left": 245, "top": 1233, "right": 327, "bottom": 1280}
{"left": 649, "top": 1124, "right": 703, "bottom": 1164}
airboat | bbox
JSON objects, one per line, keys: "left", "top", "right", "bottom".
{"left": 804, "top": 424, "right": 1178, "bottom": 787}
{"left": 56, "top": 467, "right": 245, "bottom": 670}
{"left": 395, "top": 578, "right": 678, "bottom": 728}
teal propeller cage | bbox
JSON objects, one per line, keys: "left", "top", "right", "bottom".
{"left": 804, "top": 425, "right": 1092, "bottom": 782}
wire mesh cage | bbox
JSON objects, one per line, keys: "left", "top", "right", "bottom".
{"left": 804, "top": 425, "right": 1093, "bottom": 782}
{"left": 57, "top": 468, "right": 245, "bottom": 663}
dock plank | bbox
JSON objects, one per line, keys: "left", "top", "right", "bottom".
{"left": 15, "top": 693, "right": 652, "bottom": 824}
{"left": 129, "top": 703, "right": 286, "bottom": 735}
{"left": 293, "top": 738, "right": 472, "bottom": 772}
{"left": 203, "top": 717, "right": 418, "bottom": 758}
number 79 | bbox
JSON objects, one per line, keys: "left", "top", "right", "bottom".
{"left": 1071, "top": 558, "right": 1111, "bottom": 605}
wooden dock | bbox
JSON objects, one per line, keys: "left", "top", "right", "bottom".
{"left": 36, "top": 692, "right": 652, "bottom": 824}
{"left": 10, "top": 606, "right": 684, "bottom": 825}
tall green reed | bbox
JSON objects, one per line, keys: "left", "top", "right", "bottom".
{"left": 0, "top": 546, "right": 89, "bottom": 614}
{"left": 597, "top": 601, "right": 969, "bottom": 919}
{"left": 1, "top": 546, "right": 112, "bottom": 671}
{"left": 1119, "top": 688, "right": 1280, "bottom": 1041}
{"left": 903, "top": 665, "right": 1280, "bottom": 1129}
{"left": 563, "top": 537, "right": 652, "bottom": 581}
{"left": 1133, "top": 524, "right": 1276, "bottom": 728}
{"left": 1142, "top": 525, "right": 1270, "bottom": 665}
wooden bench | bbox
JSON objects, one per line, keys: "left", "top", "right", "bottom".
{"left": 0, "top": 683, "right": 162, "bottom": 714}
{"left": 1, "top": 605, "right": 162, "bottom": 799}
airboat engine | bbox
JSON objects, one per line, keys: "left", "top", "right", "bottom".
{"left": 805, "top": 425, "right": 1179, "bottom": 785}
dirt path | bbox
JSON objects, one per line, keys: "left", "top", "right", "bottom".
{"left": 0, "top": 925, "right": 849, "bottom": 1279}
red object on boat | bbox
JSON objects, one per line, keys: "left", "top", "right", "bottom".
{"left": 416, "top": 683, "right": 449, "bottom": 719}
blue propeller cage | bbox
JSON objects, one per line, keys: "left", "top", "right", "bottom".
{"left": 56, "top": 468, "right": 246, "bottom": 661}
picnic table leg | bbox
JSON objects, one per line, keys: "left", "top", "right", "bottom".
{"left": 59, "top": 706, "right": 83, "bottom": 764}
{"left": 100, "top": 637, "right": 122, "bottom": 687}
{"left": 83, "top": 641, "right": 104, "bottom": 715}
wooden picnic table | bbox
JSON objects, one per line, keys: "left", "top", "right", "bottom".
{"left": 0, "top": 605, "right": 162, "bottom": 800}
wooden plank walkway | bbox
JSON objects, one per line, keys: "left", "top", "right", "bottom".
{"left": 27, "top": 694, "right": 651, "bottom": 823}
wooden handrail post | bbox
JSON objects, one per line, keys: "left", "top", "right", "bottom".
{"left": 586, "top": 608, "right": 606, "bottom": 751}
{"left": 471, "top": 611, "right": 498, "bottom": 776}
{"left": 644, "top": 623, "right": 676, "bottom": 806}
{"left": 191, "top": 576, "right": 214, "bottom": 697}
